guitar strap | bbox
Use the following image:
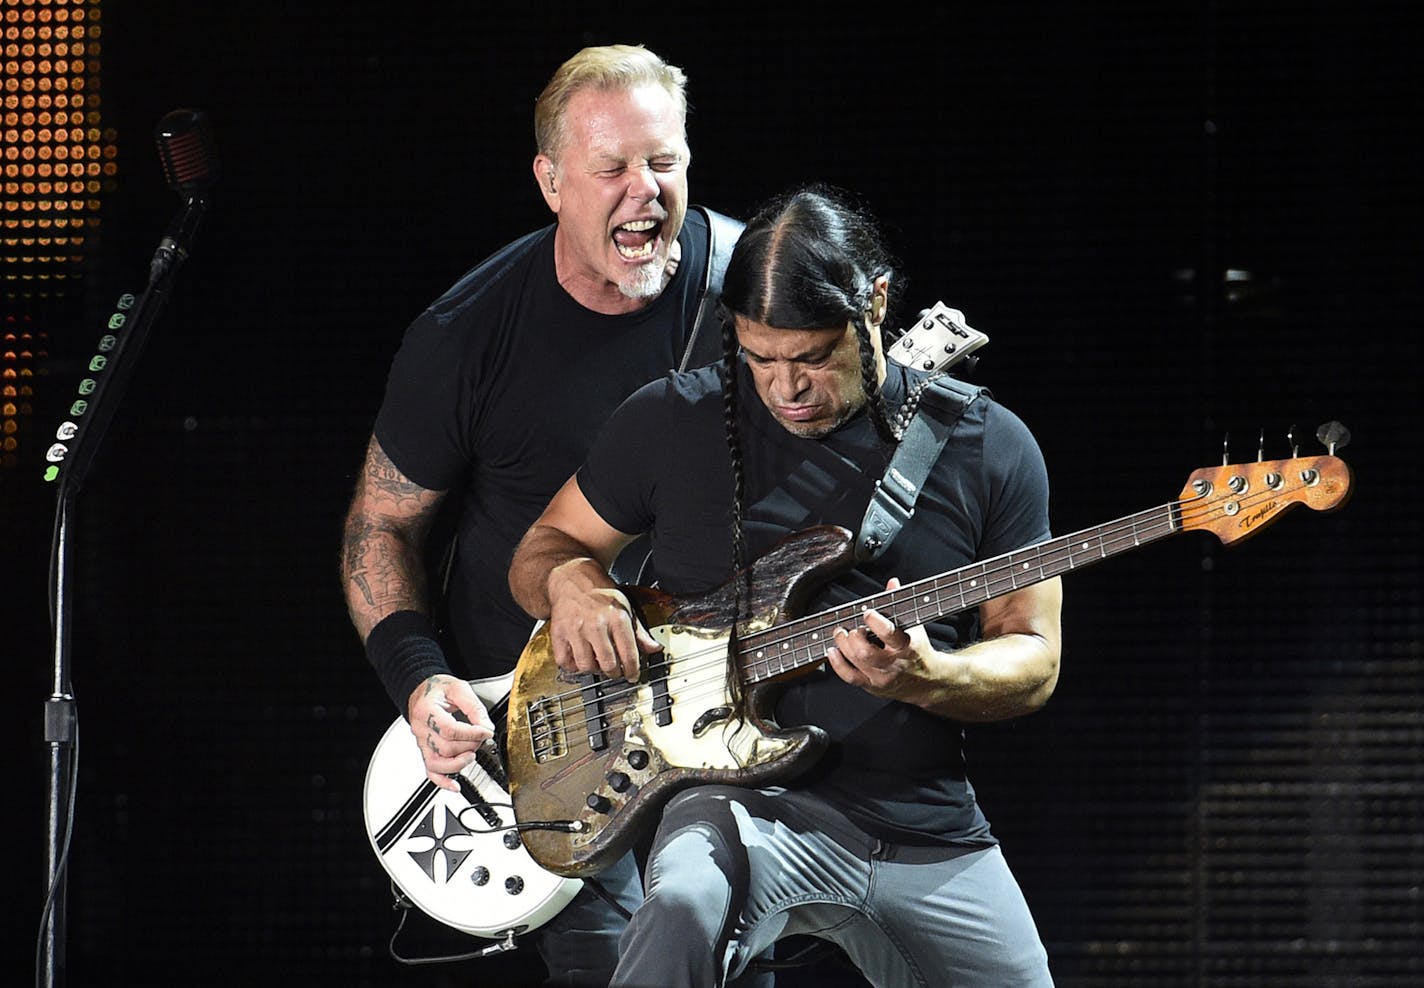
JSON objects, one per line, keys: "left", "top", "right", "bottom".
{"left": 856, "top": 376, "right": 988, "bottom": 562}
{"left": 678, "top": 205, "right": 746, "bottom": 372}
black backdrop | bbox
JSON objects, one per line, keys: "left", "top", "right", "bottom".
{"left": 3, "top": 4, "right": 1420, "bottom": 986}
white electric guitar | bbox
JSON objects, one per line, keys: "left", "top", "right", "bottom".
{"left": 363, "top": 673, "right": 582, "bottom": 939}
{"left": 886, "top": 301, "right": 990, "bottom": 373}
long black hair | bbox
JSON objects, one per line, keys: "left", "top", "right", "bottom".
{"left": 715, "top": 183, "right": 904, "bottom": 574}
{"left": 711, "top": 185, "right": 904, "bottom": 704}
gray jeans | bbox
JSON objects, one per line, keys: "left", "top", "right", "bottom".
{"left": 612, "top": 785, "right": 1053, "bottom": 988}
{"left": 536, "top": 848, "right": 642, "bottom": 987}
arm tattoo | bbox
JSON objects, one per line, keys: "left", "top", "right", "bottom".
{"left": 341, "top": 438, "right": 445, "bottom": 633}
{"left": 366, "top": 442, "right": 436, "bottom": 506}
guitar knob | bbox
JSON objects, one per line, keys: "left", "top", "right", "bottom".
{"left": 586, "top": 792, "right": 612, "bottom": 813}
{"left": 505, "top": 875, "right": 525, "bottom": 895}
{"left": 503, "top": 831, "right": 522, "bottom": 850}
{"left": 470, "top": 866, "right": 490, "bottom": 887}
{"left": 607, "top": 771, "right": 631, "bottom": 792}
{"left": 626, "top": 749, "right": 649, "bottom": 770}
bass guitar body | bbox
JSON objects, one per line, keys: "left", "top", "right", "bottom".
{"left": 506, "top": 527, "right": 858, "bottom": 878}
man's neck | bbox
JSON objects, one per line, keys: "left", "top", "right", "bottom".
{"left": 552, "top": 229, "right": 678, "bottom": 315}
{"left": 556, "top": 272, "right": 652, "bottom": 314}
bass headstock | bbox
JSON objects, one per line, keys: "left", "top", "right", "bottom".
{"left": 1178, "top": 453, "right": 1353, "bottom": 545}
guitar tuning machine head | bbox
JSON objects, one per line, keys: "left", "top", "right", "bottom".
{"left": 1315, "top": 420, "right": 1352, "bottom": 456}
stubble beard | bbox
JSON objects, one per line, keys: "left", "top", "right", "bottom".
{"left": 618, "top": 255, "right": 670, "bottom": 301}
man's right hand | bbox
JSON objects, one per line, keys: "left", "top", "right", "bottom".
{"left": 406, "top": 674, "right": 496, "bottom": 792}
{"left": 546, "top": 558, "right": 660, "bottom": 682}
{"left": 508, "top": 476, "right": 657, "bottom": 682}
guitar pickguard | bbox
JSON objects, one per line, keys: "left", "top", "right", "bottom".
{"left": 623, "top": 624, "right": 795, "bottom": 766}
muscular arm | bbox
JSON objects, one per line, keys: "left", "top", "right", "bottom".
{"left": 341, "top": 435, "right": 446, "bottom": 640}
{"left": 828, "top": 576, "right": 1063, "bottom": 722}
{"left": 509, "top": 475, "right": 655, "bottom": 680}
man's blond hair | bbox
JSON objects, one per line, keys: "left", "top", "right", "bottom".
{"left": 533, "top": 44, "right": 688, "bottom": 161}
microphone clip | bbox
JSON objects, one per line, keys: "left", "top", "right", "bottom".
{"left": 148, "top": 194, "right": 209, "bottom": 287}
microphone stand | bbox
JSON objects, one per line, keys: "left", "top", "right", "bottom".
{"left": 39, "top": 192, "right": 208, "bottom": 988}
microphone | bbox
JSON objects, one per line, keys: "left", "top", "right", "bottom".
{"left": 148, "top": 108, "right": 219, "bottom": 286}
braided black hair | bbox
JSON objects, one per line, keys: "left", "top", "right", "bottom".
{"left": 713, "top": 184, "right": 906, "bottom": 695}
{"left": 717, "top": 182, "right": 904, "bottom": 556}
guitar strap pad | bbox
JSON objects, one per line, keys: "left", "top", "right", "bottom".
{"left": 678, "top": 205, "right": 746, "bottom": 372}
{"left": 856, "top": 377, "right": 987, "bottom": 562}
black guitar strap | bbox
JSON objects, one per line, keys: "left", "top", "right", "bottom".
{"left": 679, "top": 205, "right": 746, "bottom": 372}
{"left": 856, "top": 376, "right": 988, "bottom": 562}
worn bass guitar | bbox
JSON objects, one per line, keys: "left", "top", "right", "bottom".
{"left": 506, "top": 450, "right": 1353, "bottom": 879}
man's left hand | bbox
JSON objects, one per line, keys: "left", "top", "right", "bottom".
{"left": 825, "top": 577, "right": 932, "bottom": 697}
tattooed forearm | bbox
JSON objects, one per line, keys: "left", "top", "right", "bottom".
{"left": 341, "top": 436, "right": 447, "bottom": 639}
{"left": 345, "top": 522, "right": 422, "bottom": 610}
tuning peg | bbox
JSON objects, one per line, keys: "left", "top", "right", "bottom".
{"left": 1221, "top": 432, "right": 1230, "bottom": 466}
{"left": 1256, "top": 428, "right": 1266, "bottom": 462}
{"left": 1316, "top": 420, "right": 1351, "bottom": 455}
{"left": 1287, "top": 423, "right": 1301, "bottom": 458}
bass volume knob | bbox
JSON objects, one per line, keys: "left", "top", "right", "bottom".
{"left": 586, "top": 792, "right": 612, "bottom": 814}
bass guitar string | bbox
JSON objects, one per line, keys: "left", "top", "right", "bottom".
{"left": 522, "top": 475, "right": 1308, "bottom": 749}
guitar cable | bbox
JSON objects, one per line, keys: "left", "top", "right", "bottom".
{"left": 384, "top": 882, "right": 524, "bottom": 964}
{"left": 453, "top": 801, "right": 585, "bottom": 835}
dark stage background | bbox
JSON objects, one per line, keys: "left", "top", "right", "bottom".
{"left": 3, "top": 4, "right": 1420, "bottom": 986}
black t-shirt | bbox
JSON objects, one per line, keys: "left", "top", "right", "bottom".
{"left": 577, "top": 360, "right": 1052, "bottom": 845}
{"left": 373, "top": 209, "right": 715, "bottom": 677}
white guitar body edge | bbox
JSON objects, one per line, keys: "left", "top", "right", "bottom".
{"left": 363, "top": 671, "right": 583, "bottom": 939}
